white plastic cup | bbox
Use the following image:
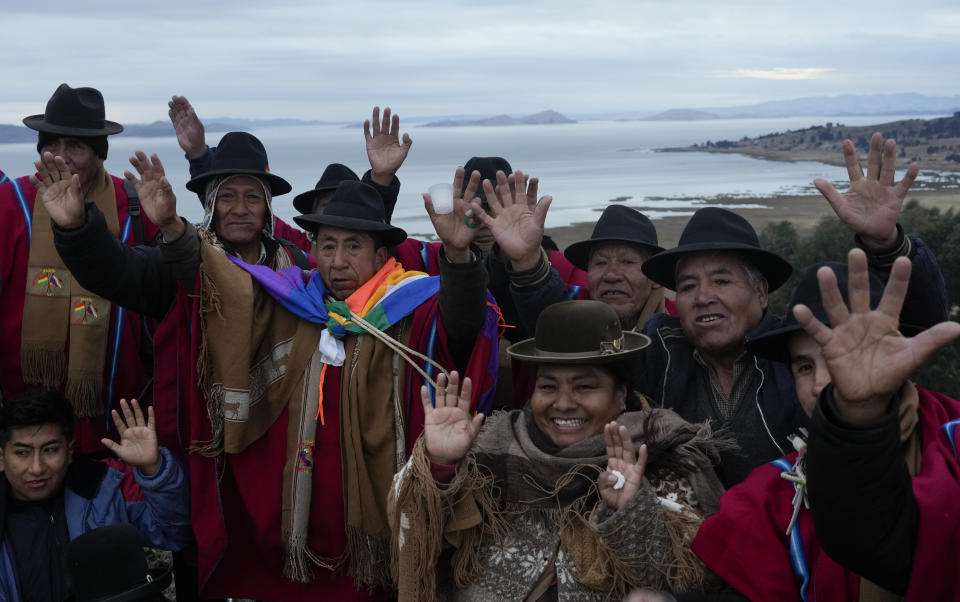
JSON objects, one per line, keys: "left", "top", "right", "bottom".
{"left": 428, "top": 183, "right": 455, "bottom": 214}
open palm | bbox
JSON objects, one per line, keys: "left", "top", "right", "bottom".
{"left": 794, "top": 250, "right": 960, "bottom": 415}
{"left": 814, "top": 133, "right": 918, "bottom": 247}
{"left": 101, "top": 399, "right": 160, "bottom": 475}
{"left": 426, "top": 167, "right": 481, "bottom": 255}
{"left": 31, "top": 152, "right": 85, "bottom": 229}
{"left": 125, "top": 150, "right": 181, "bottom": 238}
{"left": 365, "top": 106, "right": 412, "bottom": 179}
{"left": 474, "top": 170, "right": 552, "bottom": 268}
{"left": 598, "top": 422, "right": 648, "bottom": 512}
{"left": 422, "top": 372, "right": 483, "bottom": 466}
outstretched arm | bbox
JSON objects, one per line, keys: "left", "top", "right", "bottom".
{"left": 168, "top": 95, "right": 208, "bottom": 160}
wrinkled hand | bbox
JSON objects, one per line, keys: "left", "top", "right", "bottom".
{"left": 422, "top": 372, "right": 483, "bottom": 466}
{"left": 598, "top": 422, "right": 648, "bottom": 512}
{"left": 101, "top": 399, "right": 161, "bottom": 476}
{"left": 814, "top": 132, "right": 918, "bottom": 248}
{"left": 365, "top": 106, "right": 412, "bottom": 185}
{"left": 473, "top": 170, "right": 552, "bottom": 271}
{"left": 425, "top": 167, "right": 481, "bottom": 262}
{"left": 125, "top": 151, "right": 184, "bottom": 241}
{"left": 793, "top": 249, "right": 960, "bottom": 424}
{"left": 31, "top": 152, "right": 85, "bottom": 229}
{"left": 168, "top": 96, "right": 207, "bottom": 158}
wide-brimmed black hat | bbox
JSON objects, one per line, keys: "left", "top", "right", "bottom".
{"left": 462, "top": 156, "right": 512, "bottom": 206}
{"left": 507, "top": 300, "right": 650, "bottom": 364}
{"left": 294, "top": 180, "right": 407, "bottom": 246}
{"left": 746, "top": 262, "right": 923, "bottom": 362}
{"left": 564, "top": 204, "right": 665, "bottom": 270}
{"left": 186, "top": 131, "right": 291, "bottom": 195}
{"left": 67, "top": 523, "right": 172, "bottom": 601}
{"left": 23, "top": 84, "right": 123, "bottom": 136}
{"left": 641, "top": 207, "right": 793, "bottom": 291}
{"left": 292, "top": 163, "right": 360, "bottom": 214}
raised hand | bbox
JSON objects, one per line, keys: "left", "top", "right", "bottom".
{"left": 814, "top": 132, "right": 918, "bottom": 248}
{"left": 101, "top": 399, "right": 161, "bottom": 476}
{"left": 421, "top": 372, "right": 483, "bottom": 466}
{"left": 472, "top": 170, "right": 552, "bottom": 271}
{"left": 598, "top": 421, "right": 648, "bottom": 512}
{"left": 793, "top": 249, "right": 960, "bottom": 424}
{"left": 124, "top": 151, "right": 184, "bottom": 241}
{"left": 364, "top": 106, "right": 412, "bottom": 186}
{"left": 31, "top": 152, "right": 85, "bottom": 229}
{"left": 425, "top": 167, "right": 482, "bottom": 263}
{"left": 168, "top": 95, "right": 207, "bottom": 158}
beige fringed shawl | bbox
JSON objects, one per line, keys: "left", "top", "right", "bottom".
{"left": 390, "top": 408, "right": 731, "bottom": 601}
{"left": 21, "top": 166, "right": 119, "bottom": 415}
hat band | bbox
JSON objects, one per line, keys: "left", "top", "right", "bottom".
{"left": 535, "top": 335, "right": 625, "bottom": 358}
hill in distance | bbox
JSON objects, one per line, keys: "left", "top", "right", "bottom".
{"left": 421, "top": 110, "right": 575, "bottom": 127}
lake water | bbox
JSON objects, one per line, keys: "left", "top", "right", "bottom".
{"left": 2, "top": 114, "right": 956, "bottom": 239}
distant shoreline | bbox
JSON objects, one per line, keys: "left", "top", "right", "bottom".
{"left": 544, "top": 189, "right": 960, "bottom": 250}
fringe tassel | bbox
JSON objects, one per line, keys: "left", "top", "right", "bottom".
{"left": 65, "top": 377, "right": 104, "bottom": 417}
{"left": 283, "top": 533, "right": 336, "bottom": 583}
{"left": 20, "top": 348, "right": 66, "bottom": 388}
{"left": 448, "top": 453, "right": 510, "bottom": 588}
{"left": 659, "top": 504, "right": 708, "bottom": 593}
{"left": 346, "top": 527, "right": 392, "bottom": 591}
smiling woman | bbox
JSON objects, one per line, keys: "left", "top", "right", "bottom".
{"left": 389, "top": 300, "right": 733, "bottom": 601}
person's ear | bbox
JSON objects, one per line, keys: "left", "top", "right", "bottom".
{"left": 756, "top": 277, "right": 769, "bottom": 310}
{"left": 0, "top": 447, "right": 5, "bottom": 473}
{"left": 614, "top": 385, "right": 627, "bottom": 412}
{"left": 375, "top": 246, "right": 389, "bottom": 270}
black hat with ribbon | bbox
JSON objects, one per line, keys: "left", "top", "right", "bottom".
{"left": 294, "top": 180, "right": 407, "bottom": 246}
{"left": 641, "top": 206, "right": 793, "bottom": 291}
{"left": 564, "top": 204, "right": 665, "bottom": 270}
{"left": 507, "top": 300, "right": 650, "bottom": 364}
{"left": 186, "top": 131, "right": 291, "bottom": 195}
{"left": 23, "top": 84, "right": 123, "bottom": 137}
{"left": 292, "top": 163, "right": 360, "bottom": 214}
{"left": 67, "top": 523, "right": 172, "bottom": 601}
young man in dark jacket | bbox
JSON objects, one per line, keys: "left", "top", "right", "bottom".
{"left": 0, "top": 389, "right": 191, "bottom": 601}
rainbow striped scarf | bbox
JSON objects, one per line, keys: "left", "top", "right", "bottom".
{"left": 227, "top": 256, "right": 439, "bottom": 338}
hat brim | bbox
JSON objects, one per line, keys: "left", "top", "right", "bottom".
{"left": 293, "top": 185, "right": 337, "bottom": 215}
{"left": 23, "top": 115, "right": 123, "bottom": 136}
{"left": 641, "top": 243, "right": 793, "bottom": 291}
{"left": 88, "top": 566, "right": 171, "bottom": 602}
{"left": 186, "top": 169, "right": 292, "bottom": 196}
{"left": 293, "top": 213, "right": 407, "bottom": 246}
{"left": 564, "top": 238, "right": 665, "bottom": 271}
{"left": 506, "top": 331, "right": 650, "bottom": 364}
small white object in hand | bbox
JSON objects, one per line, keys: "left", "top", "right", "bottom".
{"left": 611, "top": 470, "right": 626, "bottom": 490}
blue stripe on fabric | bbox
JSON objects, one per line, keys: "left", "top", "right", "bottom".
{"left": 425, "top": 313, "right": 439, "bottom": 406}
{"left": 942, "top": 418, "right": 960, "bottom": 460}
{"left": 10, "top": 179, "right": 32, "bottom": 245}
{"left": 120, "top": 213, "right": 132, "bottom": 243}
{"left": 0, "top": 172, "right": 8, "bottom": 185}
{"left": 104, "top": 306, "right": 126, "bottom": 426}
{"left": 420, "top": 241, "right": 430, "bottom": 273}
{"left": 567, "top": 284, "right": 582, "bottom": 300}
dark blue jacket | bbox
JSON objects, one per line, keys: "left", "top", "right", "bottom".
{"left": 0, "top": 447, "right": 192, "bottom": 601}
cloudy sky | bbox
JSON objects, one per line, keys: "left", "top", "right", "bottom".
{"left": 3, "top": 0, "right": 959, "bottom": 125}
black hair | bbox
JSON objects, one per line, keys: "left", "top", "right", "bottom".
{"left": 0, "top": 389, "right": 75, "bottom": 447}
{"left": 534, "top": 360, "right": 643, "bottom": 409}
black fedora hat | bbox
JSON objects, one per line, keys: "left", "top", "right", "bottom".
{"left": 462, "top": 156, "right": 512, "bottom": 205}
{"left": 186, "top": 131, "right": 291, "bottom": 195}
{"left": 67, "top": 523, "right": 172, "bottom": 601}
{"left": 294, "top": 181, "right": 407, "bottom": 246}
{"left": 507, "top": 300, "right": 650, "bottom": 364}
{"left": 292, "top": 163, "right": 360, "bottom": 215}
{"left": 564, "top": 204, "right": 665, "bottom": 270}
{"left": 23, "top": 83, "right": 123, "bottom": 137}
{"left": 641, "top": 207, "right": 793, "bottom": 291}
{"left": 746, "top": 262, "right": 923, "bottom": 362}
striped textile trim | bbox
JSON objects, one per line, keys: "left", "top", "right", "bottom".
{"left": 942, "top": 418, "right": 960, "bottom": 460}
{"left": 10, "top": 178, "right": 32, "bottom": 245}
